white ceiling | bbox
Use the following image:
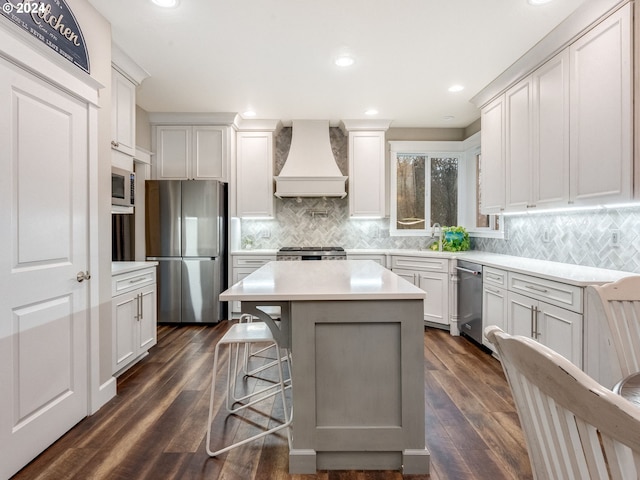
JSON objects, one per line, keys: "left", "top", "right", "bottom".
{"left": 87, "top": 0, "right": 588, "bottom": 128}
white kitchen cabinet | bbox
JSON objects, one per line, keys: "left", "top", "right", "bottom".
{"left": 482, "top": 267, "right": 508, "bottom": 352}
{"left": 346, "top": 252, "right": 388, "bottom": 267}
{"left": 231, "top": 255, "right": 276, "bottom": 313}
{"left": 154, "top": 125, "right": 229, "bottom": 181}
{"left": 348, "top": 131, "right": 385, "bottom": 218}
{"left": 569, "top": 4, "right": 632, "bottom": 206}
{"left": 236, "top": 131, "right": 275, "bottom": 218}
{"left": 479, "top": 95, "right": 505, "bottom": 214}
{"left": 532, "top": 50, "right": 570, "bottom": 209}
{"left": 505, "top": 78, "right": 533, "bottom": 211}
{"left": 112, "top": 266, "right": 157, "bottom": 375}
{"left": 391, "top": 256, "right": 450, "bottom": 328}
{"left": 111, "top": 68, "right": 136, "bottom": 157}
{"left": 507, "top": 291, "right": 582, "bottom": 367}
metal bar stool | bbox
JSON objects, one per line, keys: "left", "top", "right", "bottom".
{"left": 206, "top": 321, "right": 292, "bottom": 457}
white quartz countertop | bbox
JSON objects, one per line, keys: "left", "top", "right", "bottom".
{"left": 220, "top": 260, "right": 426, "bottom": 301}
{"left": 112, "top": 261, "right": 158, "bottom": 276}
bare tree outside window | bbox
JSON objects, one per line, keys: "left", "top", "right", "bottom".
{"left": 430, "top": 156, "right": 458, "bottom": 226}
{"left": 396, "top": 155, "right": 426, "bottom": 230}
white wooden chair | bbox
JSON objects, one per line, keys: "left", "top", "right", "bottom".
{"left": 587, "top": 276, "right": 640, "bottom": 381}
{"left": 485, "top": 326, "right": 640, "bottom": 479}
{"left": 206, "top": 322, "right": 292, "bottom": 457}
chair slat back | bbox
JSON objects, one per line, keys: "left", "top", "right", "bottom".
{"left": 588, "top": 276, "right": 640, "bottom": 378}
{"left": 486, "top": 326, "right": 640, "bottom": 480}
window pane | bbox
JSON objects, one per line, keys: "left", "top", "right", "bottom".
{"left": 430, "top": 156, "right": 458, "bottom": 226}
{"left": 475, "top": 153, "right": 489, "bottom": 228}
{"left": 396, "top": 155, "right": 426, "bottom": 230}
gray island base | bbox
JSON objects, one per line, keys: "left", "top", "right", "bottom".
{"left": 221, "top": 260, "right": 429, "bottom": 474}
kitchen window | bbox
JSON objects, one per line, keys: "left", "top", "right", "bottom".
{"left": 389, "top": 136, "right": 502, "bottom": 237}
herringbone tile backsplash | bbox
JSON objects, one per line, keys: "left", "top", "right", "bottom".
{"left": 241, "top": 126, "right": 640, "bottom": 273}
{"left": 241, "top": 206, "right": 640, "bottom": 273}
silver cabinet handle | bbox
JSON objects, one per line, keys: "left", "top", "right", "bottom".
{"left": 76, "top": 271, "right": 91, "bottom": 282}
{"left": 129, "top": 277, "right": 148, "bottom": 284}
{"left": 530, "top": 305, "right": 535, "bottom": 338}
{"left": 525, "top": 285, "right": 548, "bottom": 293}
{"left": 533, "top": 306, "right": 540, "bottom": 339}
{"left": 487, "top": 273, "right": 501, "bottom": 281}
{"left": 139, "top": 293, "right": 144, "bottom": 320}
{"left": 485, "top": 286, "right": 500, "bottom": 294}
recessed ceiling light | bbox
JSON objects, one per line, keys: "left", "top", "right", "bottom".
{"left": 528, "top": 0, "right": 552, "bottom": 5}
{"left": 448, "top": 84, "right": 464, "bottom": 93}
{"left": 335, "top": 55, "right": 355, "bottom": 67}
{"left": 365, "top": 109, "right": 378, "bottom": 116}
{"left": 151, "top": 0, "right": 179, "bottom": 7}
{"left": 243, "top": 110, "right": 256, "bottom": 117}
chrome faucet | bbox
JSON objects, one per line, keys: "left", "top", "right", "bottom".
{"left": 431, "top": 223, "right": 443, "bottom": 252}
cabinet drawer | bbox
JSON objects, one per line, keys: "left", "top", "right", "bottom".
{"left": 483, "top": 267, "right": 507, "bottom": 287}
{"left": 232, "top": 255, "right": 275, "bottom": 268}
{"left": 391, "top": 256, "right": 448, "bottom": 273}
{"left": 112, "top": 268, "right": 156, "bottom": 297}
{"left": 508, "top": 272, "right": 582, "bottom": 313}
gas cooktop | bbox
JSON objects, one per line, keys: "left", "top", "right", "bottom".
{"left": 276, "top": 246, "right": 346, "bottom": 260}
{"left": 279, "top": 246, "right": 345, "bottom": 252}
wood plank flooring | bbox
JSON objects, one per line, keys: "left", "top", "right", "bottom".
{"left": 12, "top": 324, "right": 532, "bottom": 480}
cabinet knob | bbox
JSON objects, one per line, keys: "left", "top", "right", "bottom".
{"left": 111, "top": 140, "right": 120, "bottom": 148}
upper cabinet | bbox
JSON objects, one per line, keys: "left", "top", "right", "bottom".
{"left": 111, "top": 45, "right": 149, "bottom": 159}
{"left": 341, "top": 120, "right": 391, "bottom": 218}
{"left": 236, "top": 130, "right": 275, "bottom": 218}
{"left": 480, "top": 96, "right": 505, "bottom": 214}
{"left": 569, "top": 6, "right": 632, "bottom": 205}
{"left": 149, "top": 113, "right": 237, "bottom": 182}
{"left": 474, "top": 1, "right": 633, "bottom": 214}
{"left": 111, "top": 69, "right": 136, "bottom": 157}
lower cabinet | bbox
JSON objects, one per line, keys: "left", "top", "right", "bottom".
{"left": 231, "top": 254, "right": 276, "bottom": 314}
{"left": 507, "top": 291, "right": 582, "bottom": 367}
{"left": 482, "top": 283, "right": 508, "bottom": 352}
{"left": 112, "top": 266, "right": 157, "bottom": 375}
{"left": 391, "top": 255, "right": 450, "bottom": 328}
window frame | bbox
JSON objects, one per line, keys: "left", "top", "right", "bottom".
{"left": 389, "top": 134, "right": 504, "bottom": 238}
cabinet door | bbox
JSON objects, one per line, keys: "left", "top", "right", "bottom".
{"left": 111, "top": 69, "right": 136, "bottom": 157}
{"left": 507, "top": 291, "right": 535, "bottom": 338}
{"left": 505, "top": 78, "right": 533, "bottom": 211}
{"left": 569, "top": 4, "right": 632, "bottom": 205}
{"left": 418, "top": 272, "right": 449, "bottom": 326}
{"left": 349, "top": 131, "right": 385, "bottom": 217}
{"left": 138, "top": 287, "right": 157, "bottom": 352}
{"left": 532, "top": 49, "right": 570, "bottom": 208}
{"left": 482, "top": 285, "right": 507, "bottom": 352}
{"left": 236, "top": 132, "right": 274, "bottom": 217}
{"left": 155, "top": 126, "right": 191, "bottom": 179}
{"left": 392, "top": 269, "right": 417, "bottom": 286}
{"left": 480, "top": 95, "right": 505, "bottom": 214}
{"left": 113, "top": 291, "right": 137, "bottom": 372}
{"left": 537, "top": 301, "right": 582, "bottom": 367}
{"left": 193, "top": 126, "right": 226, "bottom": 180}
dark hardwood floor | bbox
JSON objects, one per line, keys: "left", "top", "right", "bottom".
{"left": 12, "top": 324, "right": 532, "bottom": 480}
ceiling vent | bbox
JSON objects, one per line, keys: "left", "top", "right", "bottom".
{"left": 274, "top": 120, "right": 347, "bottom": 198}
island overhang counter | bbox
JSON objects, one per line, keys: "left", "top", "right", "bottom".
{"left": 219, "top": 260, "right": 429, "bottom": 474}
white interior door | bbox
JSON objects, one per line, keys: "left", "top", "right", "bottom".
{"left": 0, "top": 56, "right": 90, "bottom": 479}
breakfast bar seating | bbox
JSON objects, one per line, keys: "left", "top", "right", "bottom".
{"left": 220, "top": 260, "right": 429, "bottom": 475}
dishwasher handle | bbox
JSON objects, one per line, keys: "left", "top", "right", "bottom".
{"left": 455, "top": 266, "right": 482, "bottom": 276}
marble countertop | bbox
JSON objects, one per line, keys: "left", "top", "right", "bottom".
{"left": 220, "top": 260, "right": 426, "bottom": 301}
{"left": 112, "top": 261, "right": 158, "bottom": 276}
{"left": 229, "top": 249, "right": 636, "bottom": 286}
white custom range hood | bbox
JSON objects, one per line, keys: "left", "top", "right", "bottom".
{"left": 274, "top": 120, "right": 347, "bottom": 198}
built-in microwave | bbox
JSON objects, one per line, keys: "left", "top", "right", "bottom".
{"left": 111, "top": 166, "right": 135, "bottom": 207}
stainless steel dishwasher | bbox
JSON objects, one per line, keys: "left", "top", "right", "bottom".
{"left": 456, "top": 260, "right": 483, "bottom": 344}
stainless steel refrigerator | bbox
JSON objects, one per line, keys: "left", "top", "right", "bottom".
{"left": 145, "top": 180, "right": 227, "bottom": 323}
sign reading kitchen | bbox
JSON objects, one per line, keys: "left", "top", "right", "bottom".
{"left": 1, "top": 0, "right": 89, "bottom": 73}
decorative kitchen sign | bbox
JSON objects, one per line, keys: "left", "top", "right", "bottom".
{"left": 1, "top": 0, "right": 90, "bottom": 73}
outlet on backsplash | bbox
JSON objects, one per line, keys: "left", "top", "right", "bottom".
{"left": 611, "top": 229, "right": 620, "bottom": 247}
{"left": 542, "top": 228, "right": 551, "bottom": 243}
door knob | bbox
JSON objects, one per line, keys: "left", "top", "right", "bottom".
{"left": 76, "top": 271, "right": 91, "bottom": 282}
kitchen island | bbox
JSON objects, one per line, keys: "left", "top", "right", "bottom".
{"left": 219, "top": 260, "right": 429, "bottom": 474}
